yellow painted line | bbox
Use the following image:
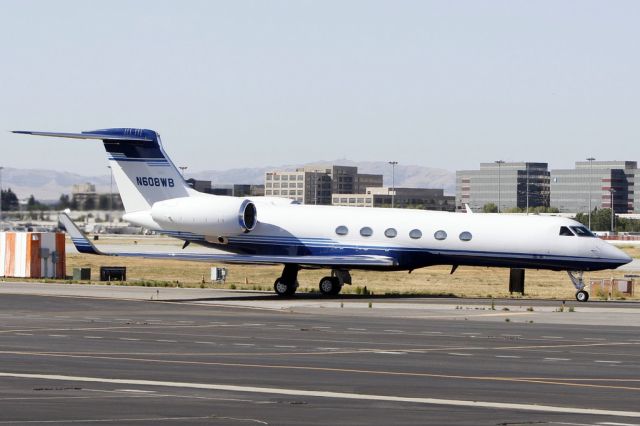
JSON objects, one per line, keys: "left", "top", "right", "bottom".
{"left": 1, "top": 350, "right": 639, "bottom": 392}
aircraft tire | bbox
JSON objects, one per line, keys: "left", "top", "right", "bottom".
{"left": 274, "top": 278, "right": 297, "bottom": 297}
{"left": 575, "top": 290, "right": 589, "bottom": 302}
{"left": 319, "top": 276, "right": 341, "bottom": 296}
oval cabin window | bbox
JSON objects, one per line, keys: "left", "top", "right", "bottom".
{"left": 409, "top": 229, "right": 422, "bottom": 239}
{"left": 360, "top": 227, "right": 373, "bottom": 237}
{"left": 459, "top": 231, "right": 472, "bottom": 241}
{"left": 384, "top": 228, "right": 397, "bottom": 238}
{"left": 335, "top": 225, "right": 349, "bottom": 236}
{"left": 434, "top": 230, "right": 447, "bottom": 240}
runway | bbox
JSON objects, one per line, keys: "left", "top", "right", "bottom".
{"left": 0, "top": 284, "right": 640, "bottom": 424}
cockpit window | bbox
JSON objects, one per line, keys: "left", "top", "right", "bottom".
{"left": 571, "top": 226, "right": 596, "bottom": 237}
{"left": 559, "top": 226, "right": 574, "bottom": 236}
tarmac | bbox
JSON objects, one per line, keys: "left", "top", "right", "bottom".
{"left": 1, "top": 282, "right": 640, "bottom": 425}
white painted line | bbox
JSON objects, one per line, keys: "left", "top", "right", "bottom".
{"left": 374, "top": 351, "right": 407, "bottom": 355}
{"left": 501, "top": 334, "right": 521, "bottom": 337}
{"left": 421, "top": 331, "right": 442, "bottom": 334}
{"left": 384, "top": 330, "right": 404, "bottom": 333}
{"left": 116, "top": 389, "right": 156, "bottom": 393}
{"left": 584, "top": 338, "right": 606, "bottom": 341}
{"left": 276, "top": 324, "right": 294, "bottom": 327}
{"left": 119, "top": 338, "right": 140, "bottom": 341}
{"left": 177, "top": 321, "right": 194, "bottom": 324}
{"left": 496, "top": 355, "right": 521, "bottom": 359}
{"left": 541, "top": 336, "right": 563, "bottom": 339}
{"left": 448, "top": 353, "right": 473, "bottom": 357}
{"left": 14, "top": 333, "right": 33, "bottom": 336}
{"left": 274, "top": 345, "right": 296, "bottom": 349}
{"left": 314, "top": 326, "right": 331, "bottom": 329}
{"left": 599, "top": 422, "right": 640, "bottom": 426}
{"left": 2, "top": 372, "right": 640, "bottom": 418}
{"left": 155, "top": 339, "right": 177, "bottom": 343}
{"left": 544, "top": 358, "right": 571, "bottom": 361}
{"left": 242, "top": 323, "right": 264, "bottom": 326}
{"left": 48, "top": 335, "right": 67, "bottom": 338}
{"left": 233, "top": 344, "right": 255, "bottom": 347}
{"left": 114, "top": 318, "right": 131, "bottom": 321}
{"left": 595, "top": 360, "right": 622, "bottom": 364}
{"left": 83, "top": 336, "right": 102, "bottom": 339}
{"left": 195, "top": 341, "right": 216, "bottom": 345}
{"left": 348, "top": 328, "right": 366, "bottom": 331}
{"left": 317, "top": 347, "right": 340, "bottom": 351}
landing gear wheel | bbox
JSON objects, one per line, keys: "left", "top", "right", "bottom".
{"left": 319, "top": 276, "right": 342, "bottom": 296}
{"left": 575, "top": 290, "right": 589, "bottom": 302}
{"left": 274, "top": 278, "right": 297, "bottom": 297}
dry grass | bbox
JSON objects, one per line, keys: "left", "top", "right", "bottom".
{"left": 65, "top": 249, "right": 639, "bottom": 300}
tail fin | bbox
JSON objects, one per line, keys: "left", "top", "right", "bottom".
{"left": 13, "top": 128, "right": 193, "bottom": 213}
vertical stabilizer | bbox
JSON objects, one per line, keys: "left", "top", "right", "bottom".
{"left": 13, "top": 128, "right": 194, "bottom": 213}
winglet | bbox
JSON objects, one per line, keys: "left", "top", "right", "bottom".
{"left": 464, "top": 204, "right": 473, "bottom": 214}
{"left": 58, "top": 212, "right": 106, "bottom": 255}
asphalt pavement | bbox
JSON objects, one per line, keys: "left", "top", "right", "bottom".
{"left": 0, "top": 283, "right": 639, "bottom": 425}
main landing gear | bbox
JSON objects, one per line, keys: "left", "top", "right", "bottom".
{"left": 319, "top": 270, "right": 351, "bottom": 296}
{"left": 567, "top": 271, "right": 589, "bottom": 302}
{"left": 273, "top": 264, "right": 299, "bottom": 297}
{"left": 273, "top": 265, "right": 351, "bottom": 297}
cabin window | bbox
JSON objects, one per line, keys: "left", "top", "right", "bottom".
{"left": 360, "top": 227, "right": 373, "bottom": 237}
{"left": 335, "top": 225, "right": 349, "bottom": 236}
{"left": 384, "top": 228, "right": 397, "bottom": 238}
{"left": 434, "top": 230, "right": 447, "bottom": 240}
{"left": 409, "top": 229, "right": 422, "bottom": 239}
{"left": 559, "top": 226, "right": 574, "bottom": 236}
{"left": 571, "top": 226, "right": 596, "bottom": 237}
{"left": 459, "top": 231, "right": 472, "bottom": 241}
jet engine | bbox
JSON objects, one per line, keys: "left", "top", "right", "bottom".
{"left": 150, "top": 196, "right": 257, "bottom": 236}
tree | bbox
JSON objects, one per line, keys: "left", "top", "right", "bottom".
{"left": 482, "top": 203, "right": 498, "bottom": 213}
{"left": 98, "top": 194, "right": 110, "bottom": 210}
{"left": 83, "top": 196, "right": 96, "bottom": 211}
{"left": 1, "top": 188, "right": 19, "bottom": 211}
{"left": 57, "top": 194, "right": 71, "bottom": 209}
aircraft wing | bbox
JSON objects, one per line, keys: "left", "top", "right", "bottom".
{"left": 59, "top": 213, "right": 397, "bottom": 267}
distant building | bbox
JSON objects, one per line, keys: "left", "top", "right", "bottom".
{"left": 264, "top": 165, "right": 383, "bottom": 204}
{"left": 550, "top": 161, "right": 636, "bottom": 213}
{"left": 71, "top": 182, "right": 123, "bottom": 210}
{"left": 332, "top": 187, "right": 455, "bottom": 211}
{"left": 186, "top": 179, "right": 265, "bottom": 197}
{"left": 456, "top": 163, "right": 550, "bottom": 212}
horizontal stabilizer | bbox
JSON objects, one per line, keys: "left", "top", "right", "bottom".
{"left": 12, "top": 130, "right": 153, "bottom": 141}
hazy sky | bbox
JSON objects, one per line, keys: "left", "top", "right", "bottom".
{"left": 1, "top": 0, "right": 639, "bottom": 175}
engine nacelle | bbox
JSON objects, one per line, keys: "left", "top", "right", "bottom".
{"left": 150, "top": 196, "right": 257, "bottom": 236}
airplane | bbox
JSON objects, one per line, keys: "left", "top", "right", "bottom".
{"left": 14, "top": 128, "right": 632, "bottom": 302}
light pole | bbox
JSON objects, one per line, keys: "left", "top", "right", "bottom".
{"left": 388, "top": 161, "right": 398, "bottom": 208}
{"left": 609, "top": 188, "right": 616, "bottom": 233}
{"left": 314, "top": 171, "right": 318, "bottom": 205}
{"left": 495, "top": 160, "right": 505, "bottom": 212}
{"left": 525, "top": 168, "right": 529, "bottom": 215}
{"left": 107, "top": 166, "right": 113, "bottom": 223}
{"left": 587, "top": 157, "right": 595, "bottom": 229}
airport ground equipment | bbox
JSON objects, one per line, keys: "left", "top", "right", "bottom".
{"left": 0, "top": 231, "right": 65, "bottom": 278}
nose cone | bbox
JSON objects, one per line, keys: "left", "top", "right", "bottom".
{"left": 599, "top": 241, "right": 633, "bottom": 268}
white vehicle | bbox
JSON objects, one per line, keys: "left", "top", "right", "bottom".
{"left": 15, "top": 128, "right": 632, "bottom": 301}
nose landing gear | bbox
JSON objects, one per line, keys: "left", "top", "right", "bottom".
{"left": 567, "top": 271, "right": 589, "bottom": 302}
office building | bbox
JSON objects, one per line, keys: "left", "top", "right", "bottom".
{"left": 456, "top": 163, "right": 550, "bottom": 212}
{"left": 550, "top": 161, "right": 636, "bottom": 213}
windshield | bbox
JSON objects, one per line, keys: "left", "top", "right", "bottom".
{"left": 571, "top": 226, "right": 596, "bottom": 237}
